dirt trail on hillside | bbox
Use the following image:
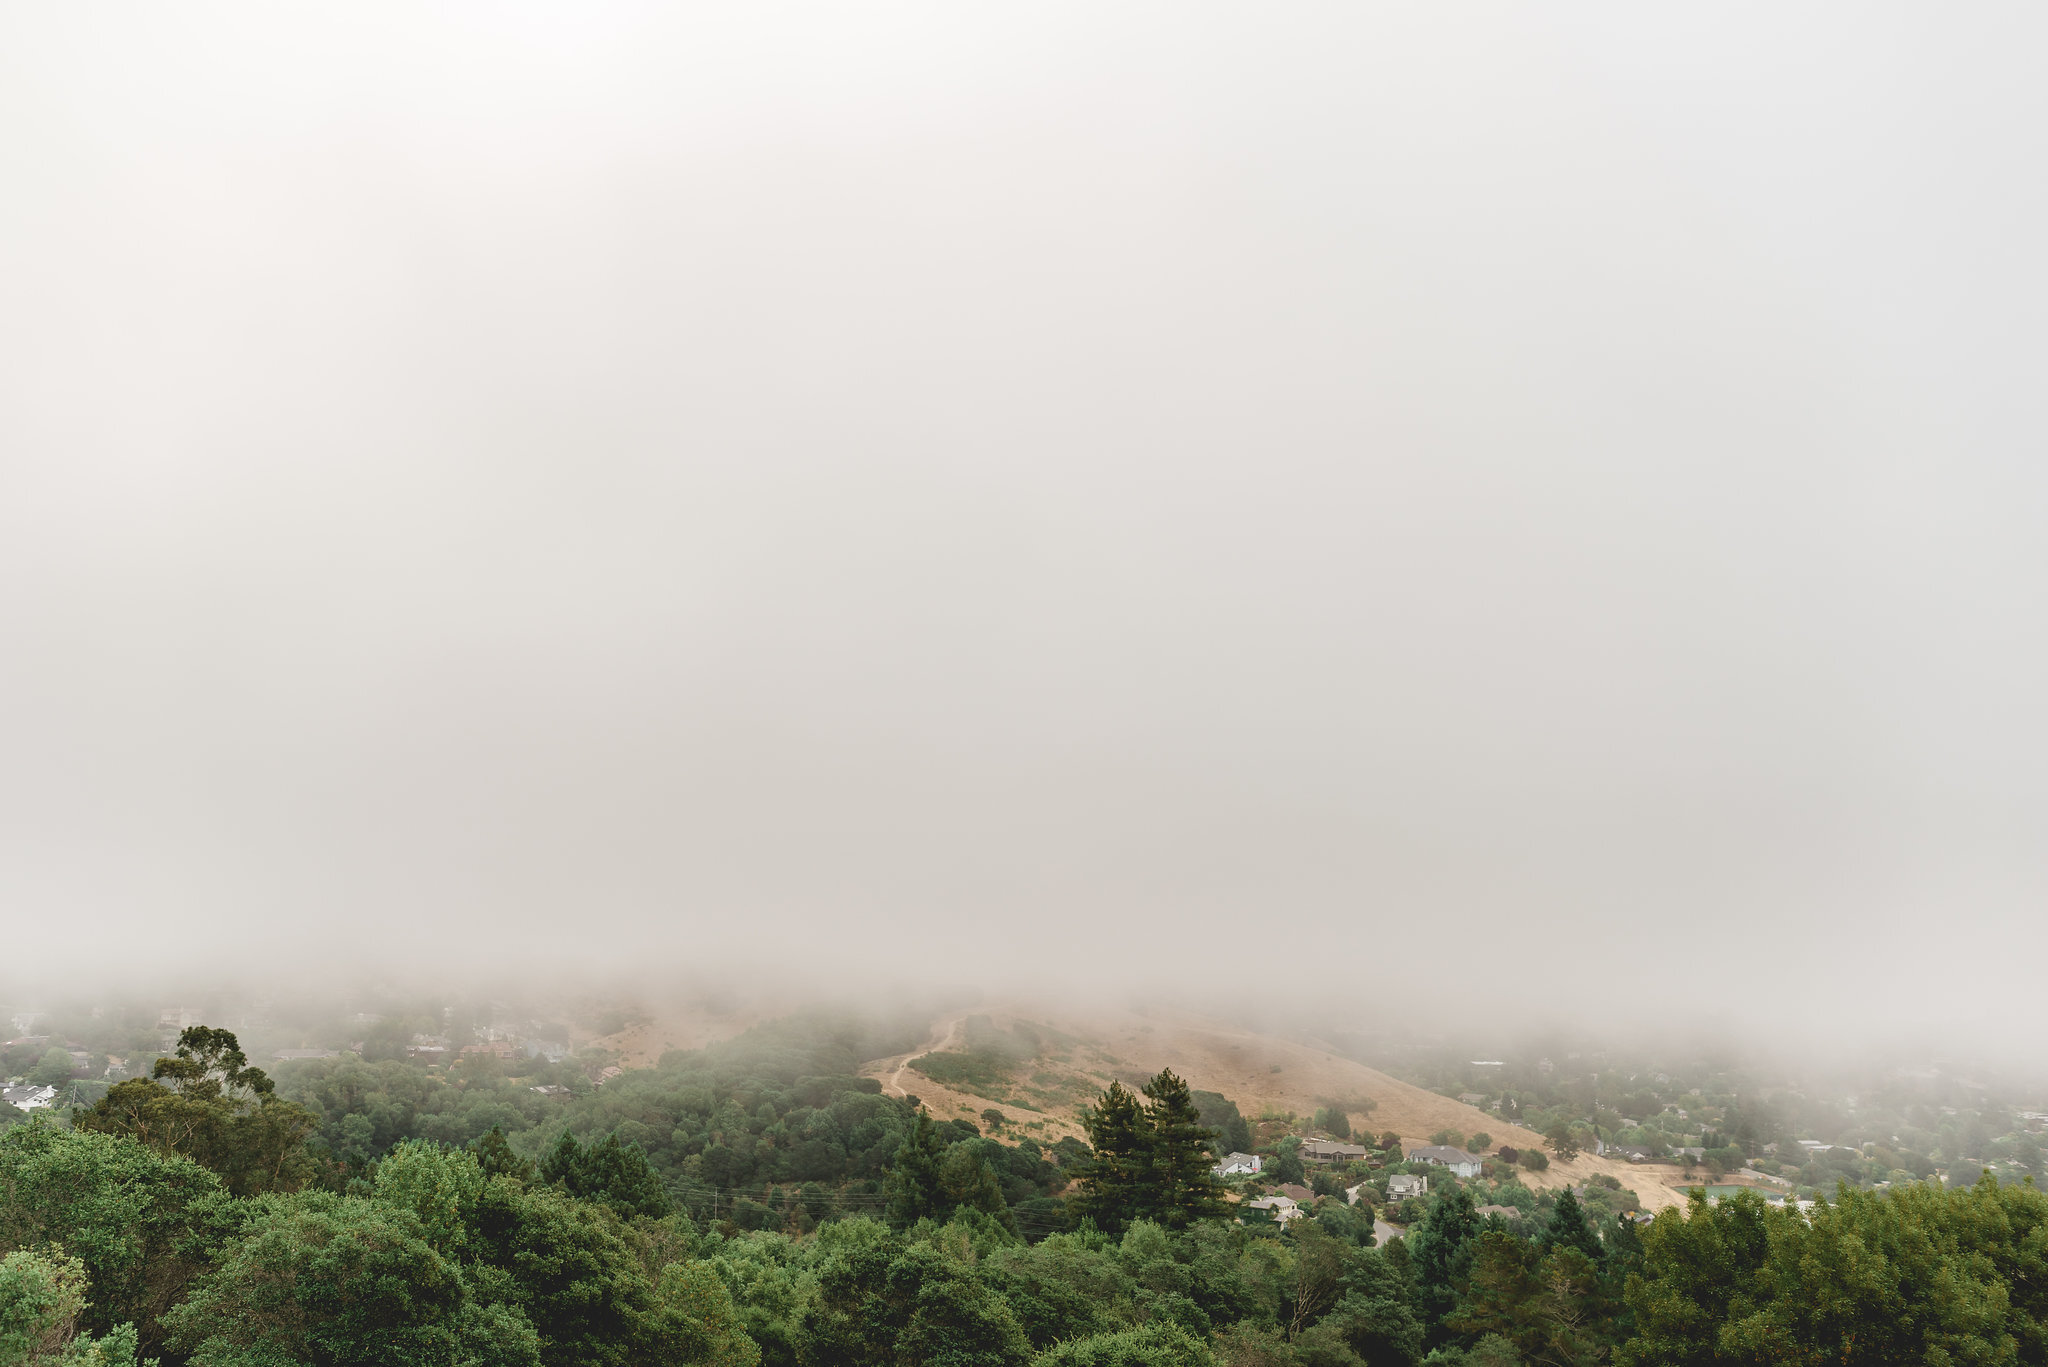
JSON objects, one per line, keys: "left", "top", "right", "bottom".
{"left": 873, "top": 1016, "right": 964, "bottom": 1099}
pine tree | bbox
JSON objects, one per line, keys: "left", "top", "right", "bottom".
{"left": 887, "top": 1106, "right": 947, "bottom": 1229}
{"left": 1140, "top": 1069, "right": 1229, "bottom": 1229}
{"left": 1073, "top": 1080, "right": 1148, "bottom": 1235}
{"left": 1536, "top": 1187, "right": 1605, "bottom": 1263}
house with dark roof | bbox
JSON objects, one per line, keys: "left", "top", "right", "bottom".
{"left": 1406, "top": 1145, "right": 1482, "bottom": 1178}
{"left": 1299, "top": 1138, "right": 1373, "bottom": 1163}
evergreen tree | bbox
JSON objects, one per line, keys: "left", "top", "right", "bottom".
{"left": 1139, "top": 1070, "right": 1228, "bottom": 1230}
{"left": 887, "top": 1107, "right": 947, "bottom": 1229}
{"left": 471, "top": 1125, "right": 536, "bottom": 1182}
{"left": 1072, "top": 1082, "right": 1148, "bottom": 1236}
{"left": 1535, "top": 1188, "right": 1604, "bottom": 1264}
{"left": 1406, "top": 1186, "right": 1481, "bottom": 1347}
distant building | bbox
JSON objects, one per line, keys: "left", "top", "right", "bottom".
{"left": 2, "top": 1085, "right": 57, "bottom": 1112}
{"left": 1243, "top": 1196, "right": 1303, "bottom": 1225}
{"left": 1457, "top": 1093, "right": 1487, "bottom": 1106}
{"left": 526, "top": 1041, "right": 569, "bottom": 1064}
{"left": 530, "top": 1084, "right": 572, "bottom": 1099}
{"left": 1299, "top": 1138, "right": 1373, "bottom": 1163}
{"left": 272, "top": 1049, "right": 340, "bottom": 1062}
{"left": 1275, "top": 1182, "right": 1315, "bottom": 1202}
{"left": 1475, "top": 1204, "right": 1521, "bottom": 1219}
{"left": 1406, "top": 1146, "right": 1482, "bottom": 1178}
{"left": 1611, "top": 1144, "right": 1654, "bottom": 1163}
{"left": 1386, "top": 1174, "right": 1428, "bottom": 1200}
{"left": 1213, "top": 1151, "right": 1263, "bottom": 1176}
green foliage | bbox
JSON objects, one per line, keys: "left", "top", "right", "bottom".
{"left": 1405, "top": 1187, "right": 1479, "bottom": 1347}
{"left": 0, "top": 1246, "right": 139, "bottom": 1367}
{"left": 801, "top": 1222, "right": 1030, "bottom": 1367}
{"left": 160, "top": 1191, "right": 475, "bottom": 1367}
{"left": 1032, "top": 1321, "right": 1212, "bottom": 1367}
{"left": 1267, "top": 1138, "right": 1305, "bottom": 1188}
{"left": 1190, "top": 1094, "right": 1253, "bottom": 1158}
{"left": 26, "top": 1052, "right": 76, "bottom": 1090}
{"left": 1311, "top": 1108, "right": 1351, "bottom": 1141}
{"left": 1617, "top": 1181, "right": 2048, "bottom": 1366}
{"left": 1516, "top": 1150, "right": 1547, "bottom": 1173}
{"left": 75, "top": 1028, "right": 316, "bottom": 1196}
{"left": 1533, "top": 1187, "right": 1602, "bottom": 1264}
{"left": 537, "top": 1131, "right": 671, "bottom": 1219}
{"left": 0, "top": 1123, "right": 229, "bottom": 1362}
{"left": 1073, "top": 1073, "right": 1226, "bottom": 1237}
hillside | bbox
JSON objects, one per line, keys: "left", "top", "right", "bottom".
{"left": 859, "top": 1002, "right": 1691, "bottom": 1213}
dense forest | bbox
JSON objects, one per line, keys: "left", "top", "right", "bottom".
{"left": 3, "top": 1020, "right": 2047, "bottom": 1366}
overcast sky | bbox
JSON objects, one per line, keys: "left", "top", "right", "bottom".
{"left": 3, "top": 5, "right": 2044, "bottom": 1045}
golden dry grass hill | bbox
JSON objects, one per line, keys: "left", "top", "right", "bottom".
{"left": 856, "top": 1002, "right": 1692, "bottom": 1213}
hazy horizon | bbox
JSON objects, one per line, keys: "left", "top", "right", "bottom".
{"left": 4, "top": 6, "right": 2045, "bottom": 1062}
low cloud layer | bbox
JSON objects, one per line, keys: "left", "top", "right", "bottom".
{"left": 3, "top": 6, "right": 2044, "bottom": 1051}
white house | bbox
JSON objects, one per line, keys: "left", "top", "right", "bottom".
{"left": 1406, "top": 1145, "right": 1483, "bottom": 1178}
{"left": 1386, "top": 1174, "right": 1429, "bottom": 1200}
{"left": 2, "top": 1084, "right": 57, "bottom": 1112}
{"left": 1213, "top": 1151, "right": 1263, "bottom": 1176}
{"left": 1298, "top": 1138, "right": 1373, "bottom": 1163}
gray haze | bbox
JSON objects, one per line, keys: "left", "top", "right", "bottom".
{"left": 3, "top": 6, "right": 2045, "bottom": 1047}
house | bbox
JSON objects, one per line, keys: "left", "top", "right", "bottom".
{"left": 1243, "top": 1196, "right": 1303, "bottom": 1226}
{"left": 1611, "top": 1144, "right": 1654, "bottom": 1163}
{"left": 526, "top": 1041, "right": 569, "bottom": 1064}
{"left": 1474, "top": 1204, "right": 1521, "bottom": 1220}
{"left": 597, "top": 1066, "right": 624, "bottom": 1085}
{"left": 1213, "top": 1151, "right": 1263, "bottom": 1176}
{"left": 1276, "top": 1182, "right": 1315, "bottom": 1203}
{"left": 273, "top": 1049, "right": 339, "bottom": 1062}
{"left": 1406, "top": 1145, "right": 1482, "bottom": 1178}
{"left": 1298, "top": 1138, "right": 1373, "bottom": 1163}
{"left": 1386, "top": 1174, "right": 1429, "bottom": 1200}
{"left": 2, "top": 1084, "right": 57, "bottom": 1112}
{"left": 529, "top": 1084, "right": 572, "bottom": 1099}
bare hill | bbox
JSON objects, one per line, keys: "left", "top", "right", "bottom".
{"left": 860, "top": 1002, "right": 1691, "bottom": 1213}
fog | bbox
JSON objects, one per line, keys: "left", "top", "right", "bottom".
{"left": 3, "top": 6, "right": 2044, "bottom": 1056}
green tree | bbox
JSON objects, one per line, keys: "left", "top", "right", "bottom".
{"left": 1032, "top": 1321, "right": 1212, "bottom": 1367}
{"left": 1073, "top": 1084, "right": 1148, "bottom": 1236}
{"left": 0, "top": 1123, "right": 228, "bottom": 1361}
{"left": 471, "top": 1127, "right": 536, "bottom": 1183}
{"left": 1543, "top": 1125, "right": 1578, "bottom": 1163}
{"left": 801, "top": 1223, "right": 1029, "bottom": 1367}
{"left": 1268, "top": 1138, "right": 1306, "bottom": 1187}
{"left": 1534, "top": 1188, "right": 1602, "bottom": 1264}
{"left": 887, "top": 1109, "right": 948, "bottom": 1230}
{"left": 539, "top": 1132, "right": 671, "bottom": 1219}
{"left": 1405, "top": 1188, "right": 1480, "bottom": 1348}
{"left": 1444, "top": 1230, "right": 1538, "bottom": 1357}
{"left": 26, "top": 1052, "right": 75, "bottom": 1089}
{"left": 160, "top": 1192, "right": 481, "bottom": 1367}
{"left": 468, "top": 1178, "right": 681, "bottom": 1367}
{"left": 1139, "top": 1072, "right": 1228, "bottom": 1231}
{"left": 939, "top": 1144, "right": 1013, "bottom": 1226}
{"left": 75, "top": 1027, "right": 315, "bottom": 1196}
{"left": 0, "top": 1246, "right": 141, "bottom": 1367}
{"left": 1313, "top": 1108, "right": 1352, "bottom": 1141}
{"left": 651, "top": 1263, "right": 761, "bottom": 1367}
